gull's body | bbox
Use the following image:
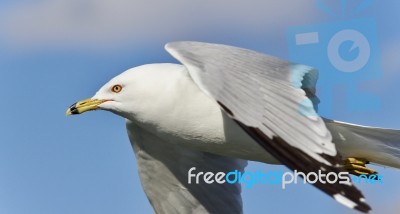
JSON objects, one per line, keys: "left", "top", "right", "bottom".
{"left": 67, "top": 42, "right": 400, "bottom": 213}
{"left": 117, "top": 63, "right": 400, "bottom": 168}
{"left": 118, "top": 63, "right": 278, "bottom": 164}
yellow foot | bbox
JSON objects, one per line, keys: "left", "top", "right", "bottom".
{"left": 343, "top": 157, "right": 378, "bottom": 178}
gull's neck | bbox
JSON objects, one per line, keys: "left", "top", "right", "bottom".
{"left": 125, "top": 63, "right": 224, "bottom": 145}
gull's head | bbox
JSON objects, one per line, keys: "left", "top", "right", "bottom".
{"left": 66, "top": 63, "right": 184, "bottom": 120}
{"left": 66, "top": 69, "right": 137, "bottom": 118}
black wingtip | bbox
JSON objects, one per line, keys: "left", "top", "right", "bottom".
{"left": 234, "top": 120, "right": 372, "bottom": 213}
{"left": 333, "top": 193, "right": 371, "bottom": 213}
{"left": 355, "top": 200, "right": 371, "bottom": 213}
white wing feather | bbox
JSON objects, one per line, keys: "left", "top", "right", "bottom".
{"left": 166, "top": 41, "right": 335, "bottom": 164}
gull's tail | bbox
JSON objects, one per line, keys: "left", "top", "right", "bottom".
{"left": 325, "top": 119, "right": 400, "bottom": 168}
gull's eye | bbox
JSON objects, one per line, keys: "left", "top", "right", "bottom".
{"left": 111, "top": 84, "right": 123, "bottom": 93}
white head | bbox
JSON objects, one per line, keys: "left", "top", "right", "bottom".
{"left": 66, "top": 63, "right": 186, "bottom": 121}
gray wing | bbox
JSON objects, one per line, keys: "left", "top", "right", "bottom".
{"left": 126, "top": 121, "right": 247, "bottom": 214}
{"left": 166, "top": 41, "right": 370, "bottom": 213}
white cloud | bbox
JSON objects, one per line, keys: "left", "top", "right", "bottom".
{"left": 0, "top": 0, "right": 318, "bottom": 50}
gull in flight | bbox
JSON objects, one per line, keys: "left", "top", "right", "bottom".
{"left": 66, "top": 42, "right": 400, "bottom": 213}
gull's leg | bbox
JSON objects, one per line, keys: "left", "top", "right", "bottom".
{"left": 343, "top": 157, "right": 378, "bottom": 178}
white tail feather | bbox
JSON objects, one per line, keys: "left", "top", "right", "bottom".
{"left": 325, "top": 119, "right": 400, "bottom": 168}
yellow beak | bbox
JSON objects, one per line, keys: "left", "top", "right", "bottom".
{"left": 66, "top": 98, "right": 108, "bottom": 116}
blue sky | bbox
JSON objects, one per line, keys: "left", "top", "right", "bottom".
{"left": 0, "top": 0, "right": 399, "bottom": 213}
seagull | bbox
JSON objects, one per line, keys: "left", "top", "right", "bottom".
{"left": 66, "top": 42, "right": 400, "bottom": 213}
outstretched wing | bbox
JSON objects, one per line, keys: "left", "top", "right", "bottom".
{"left": 166, "top": 41, "right": 370, "bottom": 212}
{"left": 126, "top": 121, "right": 247, "bottom": 214}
